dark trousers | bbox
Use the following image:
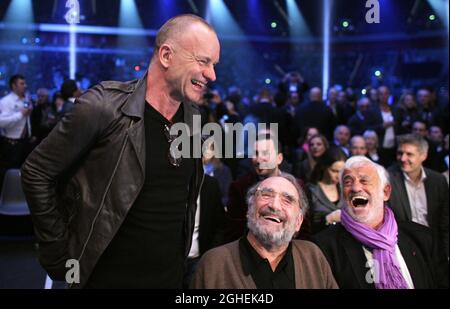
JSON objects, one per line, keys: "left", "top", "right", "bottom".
{"left": 0, "top": 136, "right": 29, "bottom": 191}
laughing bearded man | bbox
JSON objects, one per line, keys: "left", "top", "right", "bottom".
{"left": 190, "top": 173, "right": 337, "bottom": 289}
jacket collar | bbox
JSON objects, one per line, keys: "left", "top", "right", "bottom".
{"left": 121, "top": 72, "right": 147, "bottom": 119}
{"left": 120, "top": 71, "right": 200, "bottom": 137}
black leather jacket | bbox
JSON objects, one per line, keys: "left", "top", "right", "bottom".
{"left": 21, "top": 74, "right": 204, "bottom": 288}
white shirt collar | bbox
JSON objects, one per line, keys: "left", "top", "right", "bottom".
{"left": 403, "top": 167, "right": 427, "bottom": 184}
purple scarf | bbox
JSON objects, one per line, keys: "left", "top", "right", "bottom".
{"left": 341, "top": 206, "right": 409, "bottom": 289}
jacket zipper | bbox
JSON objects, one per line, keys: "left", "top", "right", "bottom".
{"left": 71, "top": 119, "right": 134, "bottom": 287}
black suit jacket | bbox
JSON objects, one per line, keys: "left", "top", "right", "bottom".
{"left": 388, "top": 165, "right": 449, "bottom": 260}
{"left": 198, "top": 175, "right": 227, "bottom": 255}
{"left": 312, "top": 222, "right": 441, "bottom": 289}
{"left": 294, "top": 100, "right": 336, "bottom": 141}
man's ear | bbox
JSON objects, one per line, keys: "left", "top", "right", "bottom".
{"left": 276, "top": 153, "right": 283, "bottom": 166}
{"left": 159, "top": 44, "right": 173, "bottom": 69}
{"left": 420, "top": 150, "right": 428, "bottom": 163}
{"left": 383, "top": 184, "right": 392, "bottom": 201}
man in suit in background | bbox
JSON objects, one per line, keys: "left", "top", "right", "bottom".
{"left": 314, "top": 156, "right": 442, "bottom": 289}
{"left": 183, "top": 174, "right": 227, "bottom": 288}
{"left": 388, "top": 134, "right": 449, "bottom": 262}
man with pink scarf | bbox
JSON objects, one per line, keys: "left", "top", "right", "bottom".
{"left": 313, "top": 156, "right": 444, "bottom": 289}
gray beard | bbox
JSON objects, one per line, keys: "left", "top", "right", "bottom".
{"left": 247, "top": 206, "right": 296, "bottom": 251}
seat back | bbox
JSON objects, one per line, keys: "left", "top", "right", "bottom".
{"left": 0, "top": 169, "right": 30, "bottom": 216}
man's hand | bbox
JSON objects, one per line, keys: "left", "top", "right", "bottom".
{"left": 21, "top": 107, "right": 33, "bottom": 117}
{"left": 325, "top": 209, "right": 342, "bottom": 225}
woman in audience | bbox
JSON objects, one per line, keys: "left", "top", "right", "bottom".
{"left": 295, "top": 134, "right": 329, "bottom": 183}
{"left": 307, "top": 149, "right": 347, "bottom": 233}
{"left": 394, "top": 93, "right": 421, "bottom": 135}
{"left": 294, "top": 127, "right": 320, "bottom": 162}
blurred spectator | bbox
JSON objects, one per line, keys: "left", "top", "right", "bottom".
{"left": 278, "top": 71, "right": 309, "bottom": 104}
{"left": 60, "top": 79, "right": 81, "bottom": 115}
{"left": 294, "top": 87, "right": 336, "bottom": 141}
{"left": 0, "top": 74, "right": 32, "bottom": 189}
{"left": 370, "top": 85, "right": 397, "bottom": 167}
{"left": 202, "top": 141, "right": 233, "bottom": 207}
{"left": 412, "top": 121, "right": 446, "bottom": 172}
{"left": 307, "top": 149, "right": 347, "bottom": 233}
{"left": 416, "top": 87, "right": 436, "bottom": 127}
{"left": 350, "top": 135, "right": 368, "bottom": 157}
{"left": 394, "top": 93, "right": 421, "bottom": 135}
{"left": 347, "top": 97, "right": 371, "bottom": 136}
{"left": 295, "top": 134, "right": 329, "bottom": 183}
{"left": 363, "top": 130, "right": 386, "bottom": 166}
{"left": 331, "top": 125, "right": 351, "bottom": 158}
{"left": 30, "top": 88, "right": 54, "bottom": 144}
{"left": 183, "top": 174, "right": 228, "bottom": 288}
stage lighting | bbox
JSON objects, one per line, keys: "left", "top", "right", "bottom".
{"left": 361, "top": 89, "right": 367, "bottom": 95}
{"left": 3, "top": 0, "right": 34, "bottom": 24}
{"left": 286, "top": 0, "right": 311, "bottom": 37}
{"left": 322, "top": 0, "right": 331, "bottom": 101}
{"left": 374, "top": 70, "right": 382, "bottom": 77}
{"left": 265, "top": 78, "right": 272, "bottom": 85}
{"left": 19, "top": 54, "right": 29, "bottom": 64}
{"left": 427, "top": 0, "right": 449, "bottom": 30}
{"left": 342, "top": 21, "right": 349, "bottom": 28}
{"left": 119, "top": 0, "right": 143, "bottom": 28}
{"left": 271, "top": 22, "right": 278, "bottom": 29}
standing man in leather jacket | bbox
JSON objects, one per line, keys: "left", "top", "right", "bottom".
{"left": 21, "top": 14, "right": 220, "bottom": 288}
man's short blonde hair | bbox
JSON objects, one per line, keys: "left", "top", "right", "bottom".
{"left": 152, "top": 14, "right": 215, "bottom": 59}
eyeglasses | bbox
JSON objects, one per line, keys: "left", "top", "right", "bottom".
{"left": 164, "top": 124, "right": 182, "bottom": 167}
{"left": 255, "top": 187, "right": 298, "bottom": 207}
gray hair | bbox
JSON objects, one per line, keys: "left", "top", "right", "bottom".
{"left": 350, "top": 135, "right": 366, "bottom": 146}
{"left": 363, "top": 130, "right": 379, "bottom": 148}
{"left": 339, "top": 156, "right": 390, "bottom": 190}
{"left": 246, "top": 173, "right": 309, "bottom": 216}
{"left": 397, "top": 133, "right": 429, "bottom": 154}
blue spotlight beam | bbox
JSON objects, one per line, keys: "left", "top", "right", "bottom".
{"left": 286, "top": 0, "right": 311, "bottom": 37}
{"left": 69, "top": 24, "right": 76, "bottom": 79}
{"left": 3, "top": 0, "right": 34, "bottom": 24}
{"left": 322, "top": 0, "right": 331, "bottom": 100}
{"left": 427, "top": 0, "right": 449, "bottom": 33}
{"left": 206, "top": 0, "right": 243, "bottom": 36}
{"left": 119, "top": 0, "right": 143, "bottom": 28}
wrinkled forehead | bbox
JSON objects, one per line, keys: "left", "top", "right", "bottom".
{"left": 260, "top": 177, "right": 299, "bottom": 199}
{"left": 342, "top": 164, "right": 379, "bottom": 183}
{"left": 177, "top": 24, "right": 220, "bottom": 60}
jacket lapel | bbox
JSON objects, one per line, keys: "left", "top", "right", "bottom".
{"left": 121, "top": 73, "right": 147, "bottom": 175}
{"left": 397, "top": 230, "right": 422, "bottom": 288}
{"left": 341, "top": 230, "right": 373, "bottom": 288}
{"left": 423, "top": 175, "right": 434, "bottom": 227}
{"left": 396, "top": 170, "right": 413, "bottom": 221}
